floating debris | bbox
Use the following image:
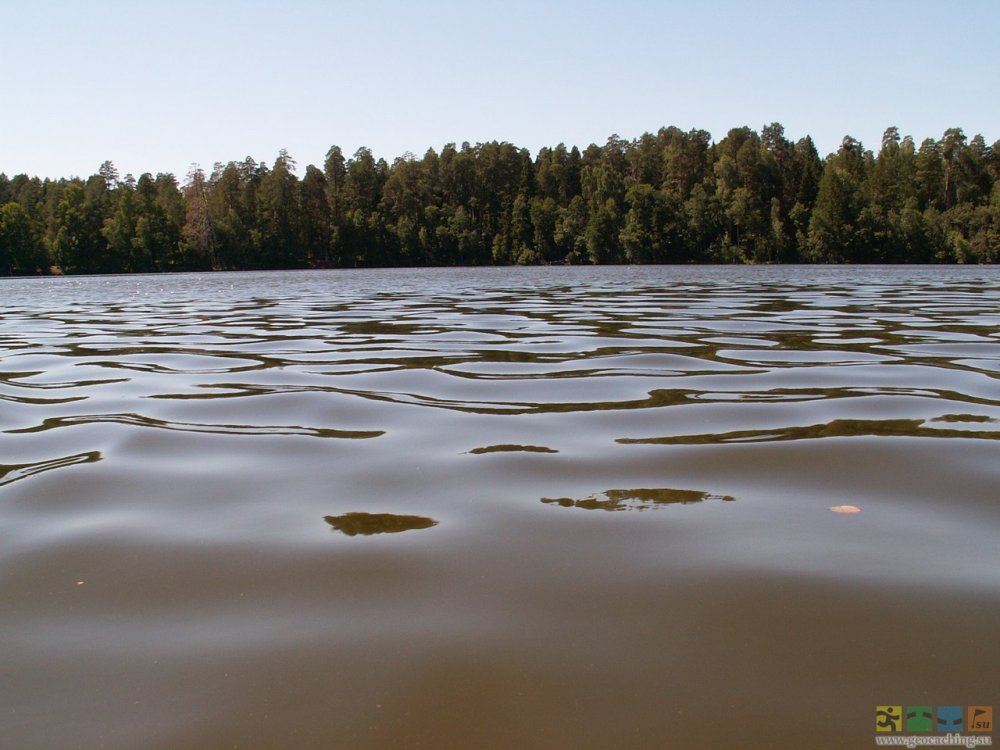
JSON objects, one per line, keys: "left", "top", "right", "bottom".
{"left": 828, "top": 505, "right": 862, "bottom": 514}
{"left": 324, "top": 512, "right": 438, "bottom": 536}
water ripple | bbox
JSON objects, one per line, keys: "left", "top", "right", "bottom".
{"left": 617, "top": 417, "right": 1000, "bottom": 445}
{"left": 0, "top": 451, "right": 102, "bottom": 487}
{"left": 2, "top": 267, "right": 999, "bottom": 532}
{"left": 5, "top": 413, "right": 384, "bottom": 440}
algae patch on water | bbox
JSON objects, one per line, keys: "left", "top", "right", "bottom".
{"left": 467, "top": 444, "right": 559, "bottom": 454}
{"left": 324, "top": 512, "right": 439, "bottom": 536}
{"left": 542, "top": 487, "right": 735, "bottom": 512}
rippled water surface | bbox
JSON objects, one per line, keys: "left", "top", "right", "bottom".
{"left": 2, "top": 266, "right": 999, "bottom": 749}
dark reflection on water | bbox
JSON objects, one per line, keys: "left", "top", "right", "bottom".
{"left": 1, "top": 266, "right": 999, "bottom": 750}
{"left": 931, "top": 413, "right": 997, "bottom": 423}
{"left": 7, "top": 412, "right": 384, "bottom": 440}
{"left": 618, "top": 417, "right": 1000, "bottom": 445}
{"left": 542, "top": 487, "right": 735, "bottom": 511}
{"left": 468, "top": 444, "right": 558, "bottom": 454}
{"left": 325, "top": 512, "right": 439, "bottom": 536}
{"left": 0, "top": 450, "right": 101, "bottom": 487}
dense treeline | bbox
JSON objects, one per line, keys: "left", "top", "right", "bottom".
{"left": 2, "top": 123, "right": 998, "bottom": 275}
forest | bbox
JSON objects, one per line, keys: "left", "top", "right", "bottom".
{"left": 1, "top": 123, "right": 998, "bottom": 275}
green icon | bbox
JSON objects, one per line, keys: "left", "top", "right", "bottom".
{"left": 906, "top": 706, "right": 933, "bottom": 733}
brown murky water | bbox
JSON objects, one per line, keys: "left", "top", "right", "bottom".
{"left": 2, "top": 266, "right": 998, "bottom": 749}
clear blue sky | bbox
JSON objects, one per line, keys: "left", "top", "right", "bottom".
{"left": 3, "top": 0, "right": 998, "bottom": 181}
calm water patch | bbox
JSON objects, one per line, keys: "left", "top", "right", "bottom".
{"left": 2, "top": 265, "right": 999, "bottom": 749}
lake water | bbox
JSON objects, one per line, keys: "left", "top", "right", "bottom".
{"left": 2, "top": 265, "right": 999, "bottom": 749}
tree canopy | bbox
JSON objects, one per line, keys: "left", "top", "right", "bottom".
{"left": 1, "top": 123, "right": 998, "bottom": 275}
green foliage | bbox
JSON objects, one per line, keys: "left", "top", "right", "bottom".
{"left": 620, "top": 184, "right": 685, "bottom": 263}
{"left": 808, "top": 160, "right": 865, "bottom": 262}
{"left": 586, "top": 199, "right": 622, "bottom": 264}
{"left": 53, "top": 182, "right": 105, "bottom": 273}
{"left": 181, "top": 168, "right": 215, "bottom": 270}
{"left": 1, "top": 124, "right": 997, "bottom": 274}
{"left": 0, "top": 201, "right": 41, "bottom": 274}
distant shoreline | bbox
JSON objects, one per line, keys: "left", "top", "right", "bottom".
{"left": 2, "top": 123, "right": 997, "bottom": 275}
{"left": 4, "top": 263, "right": 996, "bottom": 283}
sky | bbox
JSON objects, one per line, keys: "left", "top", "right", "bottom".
{"left": 3, "top": 0, "right": 999, "bottom": 181}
